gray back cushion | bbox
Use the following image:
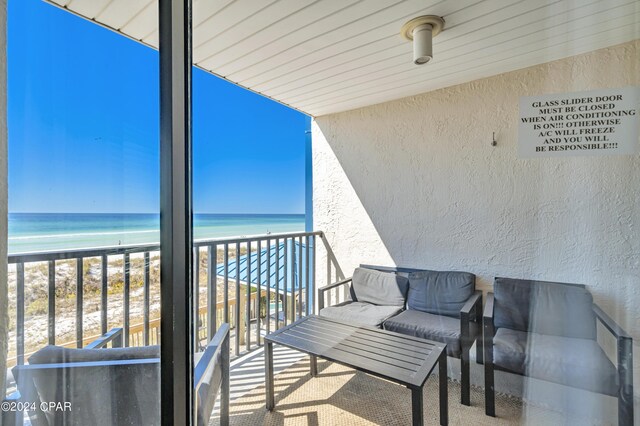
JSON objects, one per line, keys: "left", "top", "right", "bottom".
{"left": 29, "top": 345, "right": 160, "bottom": 364}
{"left": 406, "top": 270, "right": 475, "bottom": 317}
{"left": 494, "top": 277, "right": 596, "bottom": 339}
{"left": 351, "top": 267, "right": 409, "bottom": 307}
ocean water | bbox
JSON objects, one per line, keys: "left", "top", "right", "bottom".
{"left": 8, "top": 213, "right": 305, "bottom": 254}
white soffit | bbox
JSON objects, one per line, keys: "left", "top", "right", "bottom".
{"left": 48, "top": 0, "right": 639, "bottom": 117}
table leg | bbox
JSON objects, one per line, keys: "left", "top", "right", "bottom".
{"left": 310, "top": 355, "right": 317, "bottom": 377}
{"left": 411, "top": 386, "right": 423, "bottom": 426}
{"left": 265, "top": 341, "right": 274, "bottom": 410}
{"left": 439, "top": 352, "right": 448, "bottom": 426}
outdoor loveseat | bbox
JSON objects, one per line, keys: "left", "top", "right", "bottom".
{"left": 483, "top": 278, "right": 633, "bottom": 425}
{"left": 318, "top": 265, "right": 482, "bottom": 406}
{"left": 4, "top": 323, "right": 230, "bottom": 426}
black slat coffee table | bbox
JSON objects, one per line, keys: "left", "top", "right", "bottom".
{"left": 264, "top": 315, "right": 448, "bottom": 426}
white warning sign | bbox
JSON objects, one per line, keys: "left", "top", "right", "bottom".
{"left": 518, "top": 87, "right": 639, "bottom": 158}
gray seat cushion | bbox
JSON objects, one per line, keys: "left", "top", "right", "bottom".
{"left": 383, "top": 310, "right": 462, "bottom": 357}
{"left": 319, "top": 301, "right": 403, "bottom": 328}
{"left": 493, "top": 328, "right": 618, "bottom": 396}
{"left": 494, "top": 277, "right": 596, "bottom": 339}
{"left": 351, "top": 267, "right": 409, "bottom": 307}
{"left": 406, "top": 270, "right": 475, "bottom": 318}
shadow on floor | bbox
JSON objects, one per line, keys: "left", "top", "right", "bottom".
{"left": 209, "top": 353, "right": 591, "bottom": 426}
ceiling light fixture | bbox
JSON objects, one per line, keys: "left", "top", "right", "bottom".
{"left": 400, "top": 15, "right": 445, "bottom": 65}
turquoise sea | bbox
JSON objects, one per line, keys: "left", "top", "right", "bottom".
{"left": 8, "top": 213, "right": 305, "bottom": 254}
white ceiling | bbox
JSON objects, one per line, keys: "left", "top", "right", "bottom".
{"left": 47, "top": 0, "right": 640, "bottom": 117}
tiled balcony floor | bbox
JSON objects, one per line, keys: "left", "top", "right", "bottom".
{"left": 209, "top": 349, "right": 586, "bottom": 426}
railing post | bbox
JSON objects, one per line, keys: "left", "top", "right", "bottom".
{"left": 123, "top": 253, "right": 130, "bottom": 347}
{"left": 16, "top": 263, "right": 25, "bottom": 365}
{"left": 101, "top": 254, "right": 108, "bottom": 336}
{"left": 305, "top": 235, "right": 310, "bottom": 316}
{"left": 144, "top": 251, "right": 150, "bottom": 346}
{"left": 207, "top": 244, "right": 216, "bottom": 341}
{"left": 291, "top": 239, "right": 297, "bottom": 320}
{"left": 224, "top": 243, "right": 229, "bottom": 324}
{"left": 266, "top": 239, "right": 271, "bottom": 335}
{"left": 246, "top": 242, "right": 251, "bottom": 352}
{"left": 275, "top": 238, "right": 280, "bottom": 330}
{"left": 257, "top": 240, "right": 262, "bottom": 346}
{"left": 298, "top": 236, "right": 303, "bottom": 320}
{"left": 48, "top": 260, "right": 56, "bottom": 345}
{"left": 76, "top": 257, "right": 83, "bottom": 348}
{"left": 194, "top": 247, "right": 200, "bottom": 350}
{"left": 326, "top": 234, "right": 331, "bottom": 296}
{"left": 311, "top": 235, "right": 316, "bottom": 315}
{"left": 235, "top": 242, "right": 241, "bottom": 354}
{"left": 283, "top": 238, "right": 288, "bottom": 326}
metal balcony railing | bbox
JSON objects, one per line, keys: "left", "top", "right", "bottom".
{"left": 7, "top": 230, "right": 325, "bottom": 367}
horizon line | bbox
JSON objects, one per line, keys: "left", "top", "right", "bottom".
{"left": 8, "top": 211, "right": 305, "bottom": 215}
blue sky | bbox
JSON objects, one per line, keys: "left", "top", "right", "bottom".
{"left": 8, "top": 0, "right": 309, "bottom": 214}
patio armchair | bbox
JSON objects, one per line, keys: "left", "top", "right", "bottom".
{"left": 483, "top": 277, "right": 633, "bottom": 425}
{"left": 318, "top": 265, "right": 483, "bottom": 406}
{"left": 4, "top": 324, "right": 230, "bottom": 426}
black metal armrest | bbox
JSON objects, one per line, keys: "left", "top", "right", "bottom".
{"left": 457, "top": 291, "right": 483, "bottom": 405}
{"left": 483, "top": 292, "right": 496, "bottom": 355}
{"left": 318, "top": 277, "right": 352, "bottom": 293}
{"left": 593, "top": 303, "right": 634, "bottom": 425}
{"left": 85, "top": 327, "right": 124, "bottom": 349}
{"left": 460, "top": 291, "right": 482, "bottom": 322}
{"left": 194, "top": 323, "right": 230, "bottom": 389}
{"left": 483, "top": 292, "right": 496, "bottom": 416}
{"left": 593, "top": 303, "right": 633, "bottom": 375}
{"left": 483, "top": 292, "right": 495, "bottom": 323}
{"left": 593, "top": 304, "right": 631, "bottom": 339}
{"left": 194, "top": 323, "right": 230, "bottom": 426}
{"left": 317, "top": 277, "right": 352, "bottom": 310}
{"left": 460, "top": 291, "right": 483, "bottom": 352}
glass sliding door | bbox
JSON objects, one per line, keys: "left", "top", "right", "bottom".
{"left": 5, "top": 0, "right": 161, "bottom": 424}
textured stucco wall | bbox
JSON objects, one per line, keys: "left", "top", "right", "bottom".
{"left": 313, "top": 40, "right": 639, "bottom": 339}
{"left": 0, "top": 0, "right": 7, "bottom": 401}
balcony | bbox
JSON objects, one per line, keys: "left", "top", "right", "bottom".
{"left": 5, "top": 230, "right": 632, "bottom": 425}
{"left": 5, "top": 230, "right": 338, "bottom": 424}
{"left": 1, "top": 1, "right": 638, "bottom": 425}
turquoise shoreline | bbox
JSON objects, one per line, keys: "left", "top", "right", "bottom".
{"left": 9, "top": 213, "right": 305, "bottom": 254}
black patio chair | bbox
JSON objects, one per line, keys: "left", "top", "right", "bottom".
{"left": 483, "top": 277, "right": 633, "bottom": 425}
{"left": 3, "top": 324, "right": 230, "bottom": 426}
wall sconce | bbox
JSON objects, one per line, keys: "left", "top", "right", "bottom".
{"left": 401, "top": 15, "right": 445, "bottom": 65}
